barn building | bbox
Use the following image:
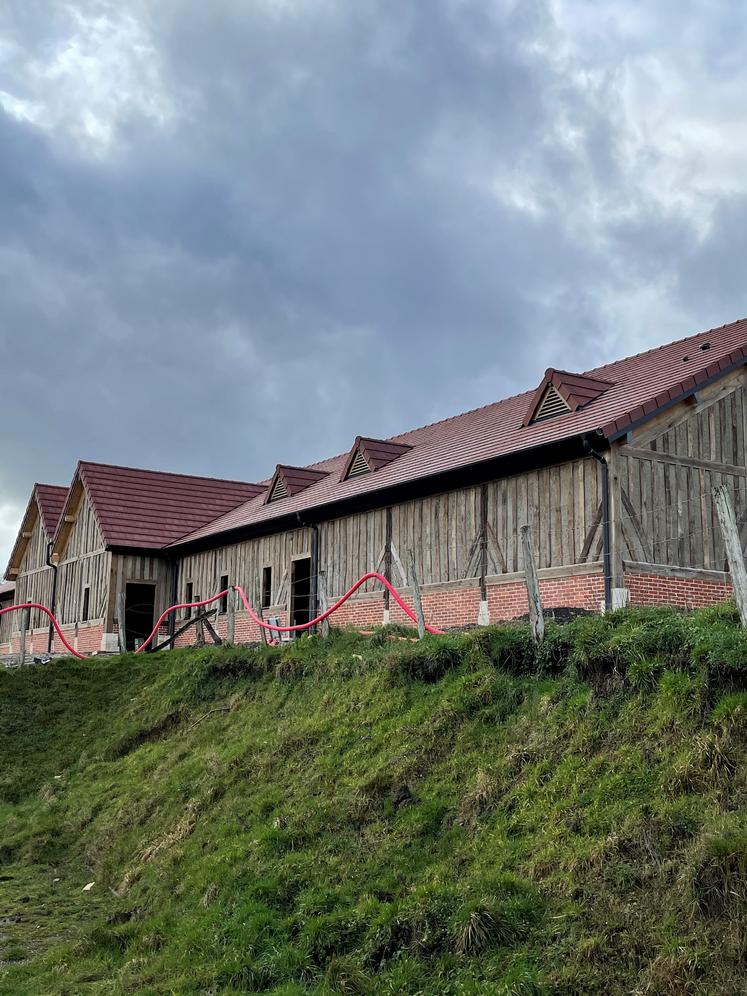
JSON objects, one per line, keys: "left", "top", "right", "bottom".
{"left": 2, "top": 318, "right": 746, "bottom": 656}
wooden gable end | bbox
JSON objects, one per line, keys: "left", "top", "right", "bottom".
{"left": 53, "top": 481, "right": 106, "bottom": 563}
{"left": 18, "top": 510, "right": 49, "bottom": 574}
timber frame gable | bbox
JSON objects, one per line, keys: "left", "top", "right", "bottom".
{"left": 5, "top": 483, "right": 67, "bottom": 580}
{"left": 50, "top": 468, "right": 107, "bottom": 565}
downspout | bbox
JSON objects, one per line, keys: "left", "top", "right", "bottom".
{"left": 46, "top": 540, "right": 59, "bottom": 653}
{"left": 583, "top": 437, "right": 612, "bottom": 612}
{"left": 296, "top": 513, "right": 319, "bottom": 633}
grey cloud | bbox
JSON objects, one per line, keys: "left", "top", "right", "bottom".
{"left": 1, "top": 0, "right": 747, "bottom": 570}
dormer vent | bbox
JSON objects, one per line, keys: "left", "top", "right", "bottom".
{"left": 268, "top": 476, "right": 289, "bottom": 502}
{"left": 347, "top": 450, "right": 371, "bottom": 478}
{"left": 523, "top": 369, "right": 614, "bottom": 426}
{"left": 266, "top": 464, "right": 329, "bottom": 503}
{"left": 533, "top": 384, "right": 570, "bottom": 422}
{"left": 342, "top": 436, "right": 413, "bottom": 481}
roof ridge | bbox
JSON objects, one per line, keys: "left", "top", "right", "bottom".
{"left": 77, "top": 459, "right": 261, "bottom": 488}
{"left": 246, "top": 320, "right": 747, "bottom": 480}
{"left": 381, "top": 317, "right": 747, "bottom": 446}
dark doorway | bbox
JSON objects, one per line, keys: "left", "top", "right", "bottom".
{"left": 290, "top": 557, "right": 312, "bottom": 628}
{"left": 124, "top": 582, "right": 156, "bottom": 651}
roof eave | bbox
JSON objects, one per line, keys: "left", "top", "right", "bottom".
{"left": 603, "top": 350, "right": 747, "bottom": 441}
{"left": 169, "top": 431, "right": 600, "bottom": 556}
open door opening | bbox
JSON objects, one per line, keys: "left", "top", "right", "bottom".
{"left": 290, "top": 557, "right": 312, "bottom": 629}
{"left": 124, "top": 582, "right": 156, "bottom": 651}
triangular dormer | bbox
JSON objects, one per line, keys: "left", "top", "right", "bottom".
{"left": 342, "top": 437, "right": 413, "bottom": 481}
{"left": 523, "top": 369, "right": 614, "bottom": 426}
{"left": 533, "top": 384, "right": 570, "bottom": 422}
{"left": 266, "top": 464, "right": 329, "bottom": 503}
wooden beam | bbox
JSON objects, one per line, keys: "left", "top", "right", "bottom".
{"left": 389, "top": 541, "right": 408, "bottom": 587}
{"left": 117, "top": 590, "right": 127, "bottom": 655}
{"left": 407, "top": 549, "right": 426, "bottom": 639}
{"left": 226, "top": 587, "right": 235, "bottom": 644}
{"left": 622, "top": 445, "right": 747, "bottom": 477}
{"left": 520, "top": 523, "right": 544, "bottom": 646}
{"left": 318, "top": 572, "right": 331, "bottom": 638}
{"left": 255, "top": 581, "right": 268, "bottom": 646}
{"left": 19, "top": 608, "right": 29, "bottom": 666}
{"left": 202, "top": 613, "right": 222, "bottom": 646}
{"left": 195, "top": 596, "right": 205, "bottom": 647}
{"left": 713, "top": 485, "right": 747, "bottom": 627}
{"left": 151, "top": 609, "right": 218, "bottom": 653}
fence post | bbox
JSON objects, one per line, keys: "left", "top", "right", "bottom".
{"left": 713, "top": 485, "right": 747, "bottom": 627}
{"left": 318, "top": 572, "right": 331, "bottom": 638}
{"left": 520, "top": 523, "right": 544, "bottom": 646}
{"left": 226, "top": 586, "right": 236, "bottom": 645}
{"left": 117, "top": 590, "right": 127, "bottom": 654}
{"left": 255, "top": 582, "right": 268, "bottom": 646}
{"left": 195, "top": 596, "right": 205, "bottom": 647}
{"left": 19, "top": 608, "right": 29, "bottom": 666}
{"left": 407, "top": 550, "right": 426, "bottom": 639}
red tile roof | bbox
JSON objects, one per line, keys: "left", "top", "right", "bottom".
{"left": 35, "top": 484, "right": 68, "bottom": 538}
{"left": 174, "top": 318, "right": 747, "bottom": 547}
{"left": 65, "top": 462, "right": 265, "bottom": 550}
{"left": 3, "top": 483, "right": 68, "bottom": 580}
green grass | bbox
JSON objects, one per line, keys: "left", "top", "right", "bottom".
{"left": 0, "top": 604, "right": 745, "bottom": 994}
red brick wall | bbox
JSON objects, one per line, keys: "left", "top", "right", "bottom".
{"left": 624, "top": 571, "right": 734, "bottom": 609}
{"left": 170, "top": 573, "right": 606, "bottom": 642}
{"left": 4, "top": 569, "right": 735, "bottom": 660}
{"left": 6, "top": 623, "right": 109, "bottom": 656}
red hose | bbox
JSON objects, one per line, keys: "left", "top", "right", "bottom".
{"left": 0, "top": 603, "right": 85, "bottom": 660}
{"left": 134, "top": 571, "right": 443, "bottom": 654}
{"left": 1, "top": 572, "right": 444, "bottom": 660}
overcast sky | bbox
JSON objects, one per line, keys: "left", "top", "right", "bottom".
{"left": 2, "top": 0, "right": 747, "bottom": 573}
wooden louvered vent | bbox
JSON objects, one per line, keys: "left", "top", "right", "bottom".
{"left": 268, "top": 476, "right": 288, "bottom": 502}
{"left": 532, "top": 384, "right": 570, "bottom": 423}
{"left": 346, "top": 449, "right": 371, "bottom": 479}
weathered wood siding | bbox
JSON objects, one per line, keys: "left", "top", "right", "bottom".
{"left": 319, "top": 509, "right": 388, "bottom": 594}
{"left": 177, "top": 527, "right": 311, "bottom": 613}
{"left": 616, "top": 371, "right": 747, "bottom": 572}
{"left": 54, "top": 491, "right": 110, "bottom": 625}
{"left": 108, "top": 554, "right": 172, "bottom": 629}
{"left": 487, "top": 461, "right": 602, "bottom": 573}
{"left": 0, "top": 601, "right": 13, "bottom": 645}
{"left": 178, "top": 457, "right": 604, "bottom": 608}
{"left": 19, "top": 512, "right": 49, "bottom": 573}
{"left": 14, "top": 514, "right": 54, "bottom": 629}
{"left": 13, "top": 569, "right": 55, "bottom": 630}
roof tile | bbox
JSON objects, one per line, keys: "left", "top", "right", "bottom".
{"left": 174, "top": 317, "right": 747, "bottom": 547}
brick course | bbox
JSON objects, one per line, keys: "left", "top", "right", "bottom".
{"left": 624, "top": 571, "right": 734, "bottom": 609}
{"left": 2, "top": 569, "right": 736, "bottom": 658}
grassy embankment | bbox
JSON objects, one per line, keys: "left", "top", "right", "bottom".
{"left": 0, "top": 604, "right": 745, "bottom": 994}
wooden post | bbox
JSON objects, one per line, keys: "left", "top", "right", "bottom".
{"left": 383, "top": 507, "right": 392, "bottom": 619}
{"left": 318, "top": 572, "right": 331, "bottom": 638}
{"left": 226, "top": 587, "right": 236, "bottom": 644}
{"left": 117, "top": 590, "right": 127, "bottom": 654}
{"left": 520, "top": 524, "right": 544, "bottom": 646}
{"left": 19, "top": 608, "right": 29, "bottom": 666}
{"left": 713, "top": 485, "right": 747, "bottom": 627}
{"left": 255, "top": 582, "right": 268, "bottom": 646}
{"left": 407, "top": 550, "right": 426, "bottom": 639}
{"left": 195, "top": 596, "right": 205, "bottom": 647}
